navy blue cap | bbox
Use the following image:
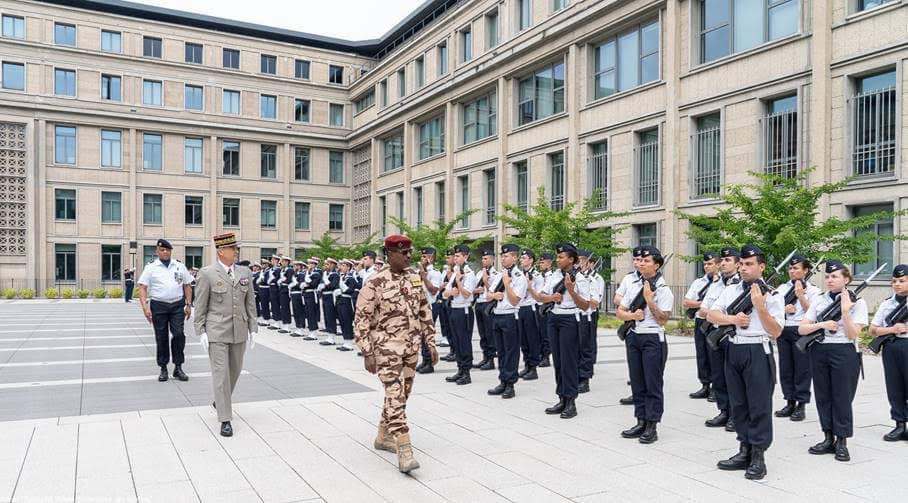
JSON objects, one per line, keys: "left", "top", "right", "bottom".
{"left": 720, "top": 246, "right": 740, "bottom": 258}
{"left": 501, "top": 244, "right": 520, "bottom": 254}
{"left": 362, "top": 250, "right": 377, "bottom": 258}
{"left": 632, "top": 246, "right": 644, "bottom": 258}
{"left": 702, "top": 251, "right": 718, "bottom": 261}
{"left": 454, "top": 244, "right": 470, "bottom": 255}
{"left": 156, "top": 238, "right": 172, "bottom": 249}
{"left": 445, "top": 249, "right": 455, "bottom": 257}
{"left": 789, "top": 254, "right": 808, "bottom": 266}
{"left": 521, "top": 249, "right": 535, "bottom": 259}
{"left": 740, "top": 245, "right": 764, "bottom": 259}
{"left": 893, "top": 264, "right": 907, "bottom": 278}
{"left": 578, "top": 250, "right": 592, "bottom": 258}
{"left": 826, "top": 260, "right": 846, "bottom": 274}
{"left": 640, "top": 246, "right": 662, "bottom": 258}
{"left": 540, "top": 252, "right": 554, "bottom": 260}
{"left": 555, "top": 243, "right": 578, "bottom": 255}
{"left": 482, "top": 249, "right": 495, "bottom": 257}
{"left": 421, "top": 247, "right": 436, "bottom": 255}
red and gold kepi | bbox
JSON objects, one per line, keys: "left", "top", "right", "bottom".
{"left": 213, "top": 232, "right": 237, "bottom": 249}
{"left": 383, "top": 234, "right": 412, "bottom": 253}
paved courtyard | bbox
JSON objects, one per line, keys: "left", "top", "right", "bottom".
{"left": 0, "top": 301, "right": 905, "bottom": 502}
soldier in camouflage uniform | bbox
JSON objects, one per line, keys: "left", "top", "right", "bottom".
{"left": 354, "top": 234, "right": 437, "bottom": 473}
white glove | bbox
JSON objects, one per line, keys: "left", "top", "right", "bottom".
{"left": 200, "top": 332, "right": 209, "bottom": 352}
{"left": 248, "top": 331, "right": 256, "bottom": 350}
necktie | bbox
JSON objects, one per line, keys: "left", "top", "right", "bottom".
{"left": 228, "top": 268, "right": 234, "bottom": 280}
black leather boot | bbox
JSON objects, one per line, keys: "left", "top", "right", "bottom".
{"left": 790, "top": 401, "right": 806, "bottom": 422}
{"left": 808, "top": 431, "right": 835, "bottom": 455}
{"left": 415, "top": 361, "right": 426, "bottom": 372}
{"left": 501, "top": 384, "right": 515, "bottom": 399}
{"left": 834, "top": 436, "right": 850, "bottom": 462}
{"left": 745, "top": 447, "right": 767, "bottom": 480}
{"left": 578, "top": 379, "right": 590, "bottom": 394}
{"left": 521, "top": 367, "right": 538, "bottom": 380}
{"left": 472, "top": 356, "right": 488, "bottom": 369}
{"left": 442, "top": 352, "right": 457, "bottom": 362}
{"left": 173, "top": 365, "right": 189, "bottom": 382}
{"left": 559, "top": 398, "right": 577, "bottom": 419}
{"left": 158, "top": 366, "right": 168, "bottom": 382}
{"left": 883, "top": 421, "right": 907, "bottom": 442}
{"left": 455, "top": 369, "right": 471, "bottom": 385}
{"left": 689, "top": 383, "right": 710, "bottom": 399}
{"left": 545, "top": 397, "right": 566, "bottom": 415}
{"left": 724, "top": 418, "right": 736, "bottom": 432}
{"left": 774, "top": 400, "right": 795, "bottom": 418}
{"left": 417, "top": 363, "right": 434, "bottom": 374}
{"left": 621, "top": 419, "right": 646, "bottom": 438}
{"left": 717, "top": 442, "right": 751, "bottom": 470}
{"left": 220, "top": 421, "right": 233, "bottom": 437}
{"left": 488, "top": 382, "right": 506, "bottom": 395}
{"left": 619, "top": 395, "right": 634, "bottom": 405}
{"left": 479, "top": 358, "right": 495, "bottom": 371}
{"left": 638, "top": 421, "right": 658, "bottom": 444}
{"left": 705, "top": 410, "right": 728, "bottom": 427}
{"left": 538, "top": 354, "right": 550, "bottom": 367}
{"left": 707, "top": 389, "right": 717, "bottom": 402}
{"left": 445, "top": 369, "right": 463, "bottom": 383}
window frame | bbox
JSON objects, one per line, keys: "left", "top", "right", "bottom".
{"left": 328, "top": 204, "right": 344, "bottom": 231}
{"left": 260, "top": 200, "right": 277, "bottom": 229}
{"left": 260, "top": 54, "right": 277, "bottom": 75}
{"left": 222, "top": 198, "right": 240, "bottom": 227}
{"left": 460, "top": 26, "right": 473, "bottom": 63}
{"left": 329, "top": 65, "right": 344, "bottom": 85}
{"left": 142, "top": 193, "right": 163, "bottom": 225}
{"left": 260, "top": 94, "right": 277, "bottom": 119}
{"left": 54, "top": 22, "right": 76, "bottom": 47}
{"left": 294, "top": 98, "right": 311, "bottom": 123}
{"left": 142, "top": 133, "right": 163, "bottom": 171}
{"left": 100, "top": 73, "right": 121, "bottom": 101}
{"left": 260, "top": 144, "right": 277, "bottom": 179}
{"left": 462, "top": 90, "right": 498, "bottom": 145}
{"left": 184, "top": 42, "right": 203, "bottom": 65}
{"left": 457, "top": 175, "right": 470, "bottom": 228}
{"left": 848, "top": 69, "right": 898, "bottom": 180}
{"left": 223, "top": 140, "right": 240, "bottom": 177}
{"left": 698, "top": 0, "right": 800, "bottom": 65}
{"left": 591, "top": 19, "right": 661, "bottom": 102}
{"left": 100, "top": 129, "right": 122, "bottom": 169}
{"left": 418, "top": 115, "right": 445, "bottom": 160}
{"left": 142, "top": 79, "right": 163, "bottom": 106}
{"left": 184, "top": 84, "right": 203, "bottom": 111}
{"left": 689, "top": 112, "right": 723, "bottom": 201}
{"left": 382, "top": 132, "right": 404, "bottom": 173}
{"left": 516, "top": 60, "right": 566, "bottom": 127}
{"left": 329, "top": 150, "right": 345, "bottom": 184}
{"left": 184, "top": 195, "right": 203, "bottom": 226}
{"left": 184, "top": 137, "right": 203, "bottom": 174}
{"left": 295, "top": 201, "right": 311, "bottom": 230}
{"left": 101, "top": 191, "right": 122, "bottom": 224}
{"left": 485, "top": 9, "right": 499, "bottom": 49}
{"left": 634, "top": 128, "right": 661, "bottom": 207}
{"left": 2, "top": 15, "right": 25, "bottom": 39}
{"left": 223, "top": 48, "right": 240, "bottom": 69}
{"left": 223, "top": 89, "right": 241, "bottom": 115}
{"left": 483, "top": 168, "right": 496, "bottom": 225}
{"left": 588, "top": 141, "right": 608, "bottom": 210}
{"left": 54, "top": 188, "right": 77, "bottom": 221}
{"left": 55, "top": 243, "right": 77, "bottom": 282}
{"left": 294, "top": 146, "right": 310, "bottom": 181}
{"left": 295, "top": 59, "right": 310, "bottom": 80}
{"left": 1, "top": 61, "right": 25, "bottom": 91}
{"left": 143, "top": 36, "right": 162, "bottom": 58}
{"left": 54, "top": 68, "right": 76, "bottom": 97}
{"left": 517, "top": 0, "right": 532, "bottom": 32}
{"left": 54, "top": 125, "right": 77, "bottom": 165}
{"left": 100, "top": 29, "right": 121, "bottom": 53}
{"left": 514, "top": 160, "right": 529, "bottom": 212}
{"left": 851, "top": 203, "right": 894, "bottom": 279}
{"left": 437, "top": 41, "right": 449, "bottom": 76}
{"left": 329, "top": 103, "right": 345, "bottom": 127}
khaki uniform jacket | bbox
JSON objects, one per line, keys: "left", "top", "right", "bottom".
{"left": 193, "top": 264, "right": 257, "bottom": 343}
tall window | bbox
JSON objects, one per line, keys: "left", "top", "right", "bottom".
{"left": 185, "top": 42, "right": 203, "bottom": 64}
{"left": 143, "top": 36, "right": 161, "bottom": 58}
{"left": 635, "top": 223, "right": 658, "bottom": 248}
{"left": 852, "top": 204, "right": 893, "bottom": 279}
{"left": 101, "top": 30, "right": 120, "bottom": 52}
{"left": 2, "top": 15, "right": 25, "bottom": 39}
{"left": 55, "top": 23, "right": 76, "bottom": 46}
{"left": 185, "top": 196, "right": 203, "bottom": 225}
{"left": 458, "top": 175, "right": 469, "bottom": 227}
{"left": 223, "top": 141, "right": 240, "bottom": 176}
{"left": 851, "top": 71, "right": 896, "bottom": 178}
{"left": 185, "top": 247, "right": 203, "bottom": 270}
{"left": 552, "top": 0, "right": 568, "bottom": 12}
{"left": 397, "top": 67, "right": 406, "bottom": 98}
{"left": 517, "top": 61, "right": 565, "bottom": 126}
{"left": 483, "top": 168, "right": 496, "bottom": 225}
{"left": 295, "top": 59, "right": 310, "bottom": 79}
{"left": 438, "top": 41, "right": 449, "bottom": 76}
{"left": 223, "top": 198, "right": 240, "bottom": 227}
{"left": 295, "top": 99, "right": 310, "bottom": 122}
{"left": 515, "top": 161, "right": 529, "bottom": 212}
{"left": 184, "top": 85, "right": 203, "bottom": 111}
{"left": 593, "top": 20, "right": 659, "bottom": 100}
{"left": 294, "top": 147, "right": 310, "bottom": 181}
{"left": 589, "top": 142, "right": 607, "bottom": 210}
{"left": 55, "top": 189, "right": 76, "bottom": 220}
{"left": 329, "top": 204, "right": 344, "bottom": 231}
{"left": 184, "top": 138, "right": 203, "bottom": 173}
{"left": 383, "top": 134, "right": 404, "bottom": 172}
{"left": 415, "top": 57, "right": 425, "bottom": 88}
{"left": 295, "top": 202, "right": 310, "bottom": 230}
{"left": 762, "top": 95, "right": 798, "bottom": 179}
{"left": 54, "top": 69, "right": 76, "bottom": 96}
{"left": 548, "top": 152, "right": 565, "bottom": 211}
{"left": 635, "top": 129, "right": 660, "bottom": 206}
{"left": 463, "top": 91, "right": 497, "bottom": 144}
{"left": 55, "top": 244, "right": 76, "bottom": 281}
{"left": 143, "top": 80, "right": 162, "bottom": 106}
{"left": 329, "top": 151, "right": 344, "bottom": 184}
{"left": 223, "top": 48, "right": 240, "bottom": 69}
{"left": 143, "top": 194, "right": 162, "bottom": 224}
{"left": 380, "top": 196, "right": 388, "bottom": 236}
{"left": 699, "top": 0, "right": 798, "bottom": 64}
{"left": 330, "top": 104, "right": 344, "bottom": 126}
{"left": 143, "top": 245, "right": 156, "bottom": 266}
{"left": 101, "top": 74, "right": 121, "bottom": 101}
{"left": 354, "top": 90, "right": 375, "bottom": 114}
{"left": 485, "top": 10, "right": 499, "bottom": 49}
{"left": 859, "top": 0, "right": 896, "bottom": 11}
{"left": 690, "top": 114, "right": 722, "bottom": 200}
{"left": 329, "top": 65, "right": 344, "bottom": 84}
{"left": 260, "top": 200, "right": 277, "bottom": 229}
{"left": 436, "top": 181, "right": 446, "bottom": 223}
{"left": 379, "top": 80, "right": 388, "bottom": 107}
{"left": 260, "top": 94, "right": 276, "bottom": 119}
{"left": 414, "top": 187, "right": 424, "bottom": 227}
{"left": 101, "top": 130, "right": 121, "bottom": 168}
{"left": 223, "top": 90, "right": 240, "bottom": 115}
{"left": 1, "top": 62, "right": 24, "bottom": 91}
{"left": 260, "top": 55, "right": 276, "bottom": 74}
{"left": 54, "top": 126, "right": 76, "bottom": 165}
{"left": 419, "top": 116, "right": 445, "bottom": 160}
{"left": 397, "top": 192, "right": 405, "bottom": 221}
{"left": 260, "top": 144, "right": 276, "bottom": 178}
{"left": 143, "top": 133, "right": 162, "bottom": 171}
{"left": 101, "top": 191, "right": 121, "bottom": 223}
{"left": 461, "top": 27, "right": 472, "bottom": 63}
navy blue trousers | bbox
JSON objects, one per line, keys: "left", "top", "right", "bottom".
{"left": 321, "top": 294, "right": 337, "bottom": 334}
{"left": 290, "top": 293, "right": 304, "bottom": 328}
{"left": 518, "top": 305, "right": 541, "bottom": 368}
{"left": 493, "top": 313, "right": 521, "bottom": 385}
{"left": 810, "top": 343, "right": 860, "bottom": 437}
{"left": 627, "top": 331, "right": 665, "bottom": 422}
{"left": 279, "top": 287, "right": 291, "bottom": 324}
{"left": 726, "top": 343, "right": 775, "bottom": 449}
{"left": 549, "top": 314, "right": 580, "bottom": 399}
{"left": 337, "top": 296, "right": 354, "bottom": 340}
{"left": 259, "top": 287, "right": 271, "bottom": 320}
{"left": 883, "top": 338, "right": 908, "bottom": 422}
{"left": 777, "top": 325, "right": 812, "bottom": 402}
{"left": 709, "top": 336, "right": 730, "bottom": 412}
{"left": 693, "top": 318, "right": 711, "bottom": 385}
{"left": 269, "top": 285, "right": 281, "bottom": 322}
{"left": 450, "top": 306, "right": 474, "bottom": 371}
{"left": 303, "top": 291, "right": 319, "bottom": 331}
{"left": 474, "top": 304, "right": 496, "bottom": 358}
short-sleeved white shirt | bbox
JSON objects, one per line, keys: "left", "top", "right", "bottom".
{"left": 703, "top": 274, "right": 739, "bottom": 311}
{"left": 424, "top": 265, "right": 443, "bottom": 305}
{"left": 541, "top": 269, "right": 590, "bottom": 311}
{"left": 493, "top": 267, "right": 527, "bottom": 314}
{"left": 138, "top": 258, "right": 192, "bottom": 303}
{"left": 620, "top": 277, "right": 673, "bottom": 334}
{"left": 712, "top": 281, "right": 784, "bottom": 338}
{"left": 871, "top": 296, "right": 908, "bottom": 338}
{"left": 476, "top": 268, "right": 499, "bottom": 303}
{"left": 772, "top": 280, "right": 822, "bottom": 326}
{"left": 684, "top": 275, "right": 716, "bottom": 320}
{"left": 804, "top": 292, "right": 869, "bottom": 344}
{"left": 615, "top": 271, "right": 639, "bottom": 299}
{"left": 520, "top": 269, "right": 545, "bottom": 307}
{"left": 448, "top": 265, "right": 479, "bottom": 308}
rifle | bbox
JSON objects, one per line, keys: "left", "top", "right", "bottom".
{"left": 538, "top": 267, "right": 578, "bottom": 317}
{"left": 796, "top": 263, "right": 887, "bottom": 354}
{"left": 478, "top": 266, "right": 513, "bottom": 317}
{"left": 781, "top": 256, "right": 824, "bottom": 307}
{"left": 705, "top": 250, "right": 796, "bottom": 351}
{"left": 616, "top": 254, "right": 674, "bottom": 341}
{"left": 442, "top": 265, "right": 460, "bottom": 309}
{"left": 685, "top": 274, "right": 715, "bottom": 320}
{"left": 868, "top": 299, "right": 908, "bottom": 354}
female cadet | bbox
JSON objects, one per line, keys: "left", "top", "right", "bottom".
{"left": 869, "top": 264, "right": 908, "bottom": 442}
{"left": 799, "top": 261, "right": 868, "bottom": 462}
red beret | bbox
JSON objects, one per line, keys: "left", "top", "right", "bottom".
{"left": 384, "top": 234, "right": 412, "bottom": 252}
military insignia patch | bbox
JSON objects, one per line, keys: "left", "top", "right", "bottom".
{"left": 216, "top": 281, "right": 224, "bottom": 288}
{"left": 239, "top": 278, "right": 249, "bottom": 286}
{"left": 410, "top": 278, "right": 423, "bottom": 288}
{"left": 175, "top": 272, "right": 183, "bottom": 282}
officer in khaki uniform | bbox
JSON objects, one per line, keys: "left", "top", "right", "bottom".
{"left": 193, "top": 232, "right": 257, "bottom": 437}
{"left": 355, "top": 234, "right": 437, "bottom": 473}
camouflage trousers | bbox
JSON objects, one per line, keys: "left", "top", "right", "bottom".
{"left": 378, "top": 352, "right": 419, "bottom": 436}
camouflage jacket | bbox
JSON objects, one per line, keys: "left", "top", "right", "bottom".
{"left": 354, "top": 267, "right": 436, "bottom": 359}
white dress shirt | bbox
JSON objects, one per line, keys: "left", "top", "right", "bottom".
{"left": 423, "top": 265, "right": 443, "bottom": 305}
{"left": 492, "top": 267, "right": 527, "bottom": 315}
{"left": 620, "top": 276, "right": 673, "bottom": 336}
{"left": 138, "top": 258, "right": 192, "bottom": 303}
{"left": 684, "top": 275, "right": 716, "bottom": 320}
{"left": 448, "top": 265, "right": 479, "bottom": 309}
{"left": 712, "top": 281, "right": 784, "bottom": 340}
{"left": 804, "top": 292, "right": 868, "bottom": 345}
{"left": 871, "top": 296, "right": 908, "bottom": 338}
{"left": 541, "top": 269, "right": 590, "bottom": 314}
{"left": 773, "top": 280, "right": 822, "bottom": 326}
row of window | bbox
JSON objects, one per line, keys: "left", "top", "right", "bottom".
{"left": 51, "top": 126, "right": 346, "bottom": 182}
{"left": 1, "top": 15, "right": 349, "bottom": 84}
{"left": 53, "top": 189, "right": 344, "bottom": 231}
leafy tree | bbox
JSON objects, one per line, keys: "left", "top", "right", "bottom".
{"left": 496, "top": 187, "right": 626, "bottom": 282}
{"left": 389, "top": 209, "right": 492, "bottom": 267}
{"left": 677, "top": 170, "right": 906, "bottom": 280}
{"left": 297, "top": 232, "right": 382, "bottom": 261}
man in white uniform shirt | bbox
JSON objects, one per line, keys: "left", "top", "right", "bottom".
{"left": 417, "top": 247, "right": 444, "bottom": 374}
{"left": 444, "top": 244, "right": 480, "bottom": 385}
{"left": 486, "top": 244, "right": 527, "bottom": 399}
{"left": 683, "top": 251, "right": 719, "bottom": 400}
{"left": 701, "top": 246, "right": 741, "bottom": 429}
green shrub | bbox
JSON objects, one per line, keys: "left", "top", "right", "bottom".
{"left": 133, "top": 287, "right": 140, "bottom": 298}
{"left": 19, "top": 288, "right": 34, "bottom": 300}
{"left": 62, "top": 288, "right": 74, "bottom": 299}
{"left": 44, "top": 287, "right": 58, "bottom": 299}
{"left": 110, "top": 287, "right": 123, "bottom": 298}
{"left": 77, "top": 289, "right": 90, "bottom": 299}
{"left": 2, "top": 288, "right": 16, "bottom": 299}
{"left": 93, "top": 288, "right": 108, "bottom": 299}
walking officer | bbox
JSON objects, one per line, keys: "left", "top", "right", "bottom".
{"left": 517, "top": 249, "right": 542, "bottom": 381}
{"left": 193, "top": 232, "right": 257, "bottom": 437}
{"left": 302, "top": 257, "right": 322, "bottom": 340}
{"left": 138, "top": 239, "right": 193, "bottom": 383}
{"left": 869, "top": 264, "right": 908, "bottom": 442}
{"left": 417, "top": 247, "right": 443, "bottom": 373}
{"left": 355, "top": 234, "right": 437, "bottom": 473}
{"left": 443, "top": 244, "right": 479, "bottom": 385}
{"left": 682, "top": 252, "right": 719, "bottom": 399}
{"left": 487, "top": 244, "right": 527, "bottom": 399}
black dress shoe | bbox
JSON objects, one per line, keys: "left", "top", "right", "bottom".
{"left": 488, "top": 382, "right": 506, "bottom": 395}
{"left": 560, "top": 398, "right": 577, "bottom": 419}
{"left": 689, "top": 384, "right": 710, "bottom": 399}
{"left": 638, "top": 421, "right": 658, "bottom": 444}
{"left": 809, "top": 431, "right": 835, "bottom": 455}
{"left": 619, "top": 395, "right": 634, "bottom": 405}
{"left": 173, "top": 366, "right": 189, "bottom": 382}
{"left": 883, "top": 421, "right": 907, "bottom": 442}
{"left": 518, "top": 367, "right": 529, "bottom": 378}
{"left": 442, "top": 353, "right": 457, "bottom": 362}
{"left": 455, "top": 371, "right": 471, "bottom": 385}
{"left": 220, "top": 421, "right": 233, "bottom": 437}
{"left": 438, "top": 341, "right": 450, "bottom": 348}
{"left": 415, "top": 361, "right": 426, "bottom": 372}
{"left": 621, "top": 419, "right": 646, "bottom": 438}
{"left": 545, "top": 398, "right": 566, "bottom": 415}
{"left": 745, "top": 447, "right": 767, "bottom": 480}
{"left": 707, "top": 390, "right": 717, "bottom": 403}
{"left": 417, "top": 364, "right": 434, "bottom": 374}
{"left": 521, "top": 367, "right": 538, "bottom": 380}
{"left": 775, "top": 400, "right": 795, "bottom": 418}
{"left": 472, "top": 357, "right": 488, "bottom": 369}
{"left": 501, "top": 384, "right": 515, "bottom": 399}
{"left": 705, "top": 410, "right": 728, "bottom": 427}
{"left": 336, "top": 345, "right": 353, "bottom": 352}
{"left": 158, "top": 367, "right": 168, "bottom": 382}
{"left": 479, "top": 359, "right": 495, "bottom": 371}
{"left": 538, "top": 355, "right": 550, "bottom": 368}
{"left": 445, "top": 369, "right": 463, "bottom": 383}
{"left": 724, "top": 419, "right": 736, "bottom": 432}
{"left": 578, "top": 379, "right": 590, "bottom": 394}
{"left": 790, "top": 402, "right": 806, "bottom": 422}
{"left": 717, "top": 442, "right": 751, "bottom": 470}
{"left": 834, "top": 436, "right": 850, "bottom": 462}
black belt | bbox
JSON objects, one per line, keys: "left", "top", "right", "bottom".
{"left": 150, "top": 298, "right": 183, "bottom": 306}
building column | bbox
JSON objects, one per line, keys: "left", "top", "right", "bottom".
{"left": 283, "top": 143, "right": 292, "bottom": 255}
{"left": 663, "top": 1, "right": 681, "bottom": 286}
{"left": 31, "top": 119, "right": 44, "bottom": 284}
{"left": 567, "top": 43, "right": 581, "bottom": 204}
{"left": 445, "top": 101, "right": 456, "bottom": 226}
{"left": 208, "top": 134, "right": 218, "bottom": 262}
{"left": 496, "top": 76, "right": 509, "bottom": 248}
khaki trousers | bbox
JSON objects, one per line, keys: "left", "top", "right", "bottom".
{"left": 209, "top": 341, "right": 246, "bottom": 422}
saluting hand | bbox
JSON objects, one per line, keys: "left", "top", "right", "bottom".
{"left": 750, "top": 283, "right": 766, "bottom": 311}
{"left": 564, "top": 272, "right": 575, "bottom": 292}
{"left": 840, "top": 290, "right": 852, "bottom": 312}
{"left": 642, "top": 281, "right": 654, "bottom": 304}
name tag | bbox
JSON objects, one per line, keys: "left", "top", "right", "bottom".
{"left": 239, "top": 278, "right": 249, "bottom": 286}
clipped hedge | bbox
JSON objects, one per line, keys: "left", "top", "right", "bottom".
{"left": 19, "top": 288, "right": 35, "bottom": 300}
{"left": 2, "top": 288, "right": 16, "bottom": 299}
{"left": 93, "top": 288, "right": 108, "bottom": 299}
{"left": 110, "top": 287, "right": 123, "bottom": 298}
{"left": 77, "top": 289, "right": 90, "bottom": 299}
{"left": 44, "top": 287, "right": 59, "bottom": 299}
{"left": 62, "top": 288, "right": 74, "bottom": 299}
